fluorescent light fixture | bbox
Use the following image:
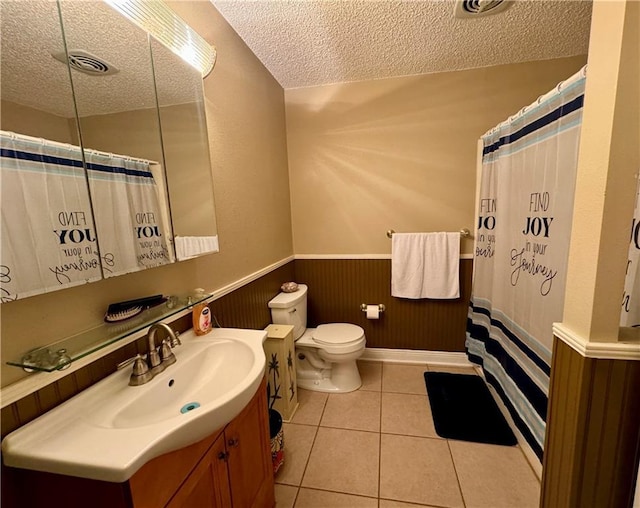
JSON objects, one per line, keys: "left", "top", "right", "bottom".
{"left": 104, "top": 0, "right": 216, "bottom": 77}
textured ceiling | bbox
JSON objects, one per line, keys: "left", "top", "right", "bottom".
{"left": 212, "top": 0, "right": 593, "bottom": 89}
{"left": 1, "top": 1, "right": 203, "bottom": 119}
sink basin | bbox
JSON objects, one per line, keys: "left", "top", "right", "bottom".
{"left": 2, "top": 327, "right": 266, "bottom": 482}
{"left": 86, "top": 337, "right": 257, "bottom": 429}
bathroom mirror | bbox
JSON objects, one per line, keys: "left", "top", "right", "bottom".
{"left": 0, "top": 0, "right": 219, "bottom": 300}
{"left": 58, "top": 0, "right": 176, "bottom": 277}
{"left": 150, "top": 37, "right": 219, "bottom": 251}
{"left": 0, "top": 0, "right": 102, "bottom": 300}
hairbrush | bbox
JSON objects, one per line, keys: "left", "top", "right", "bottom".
{"left": 104, "top": 294, "right": 167, "bottom": 323}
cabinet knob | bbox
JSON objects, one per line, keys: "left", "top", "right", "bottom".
{"left": 217, "top": 451, "right": 229, "bottom": 461}
{"left": 227, "top": 438, "right": 239, "bottom": 448}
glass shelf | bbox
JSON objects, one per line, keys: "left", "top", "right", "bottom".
{"left": 6, "top": 292, "right": 211, "bottom": 373}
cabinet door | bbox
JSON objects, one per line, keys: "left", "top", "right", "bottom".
{"left": 166, "top": 434, "right": 232, "bottom": 508}
{"left": 225, "top": 383, "right": 275, "bottom": 508}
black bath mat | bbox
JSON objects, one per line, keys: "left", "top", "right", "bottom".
{"left": 424, "top": 372, "right": 517, "bottom": 446}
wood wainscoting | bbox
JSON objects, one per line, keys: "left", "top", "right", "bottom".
{"left": 294, "top": 258, "right": 473, "bottom": 351}
{"left": 541, "top": 337, "right": 640, "bottom": 508}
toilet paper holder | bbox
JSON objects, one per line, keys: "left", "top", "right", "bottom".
{"left": 360, "top": 303, "right": 386, "bottom": 313}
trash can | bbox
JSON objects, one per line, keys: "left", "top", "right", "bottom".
{"left": 269, "top": 408, "right": 284, "bottom": 474}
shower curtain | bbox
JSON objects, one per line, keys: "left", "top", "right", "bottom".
{"left": 0, "top": 131, "right": 173, "bottom": 301}
{"left": 466, "top": 67, "right": 587, "bottom": 461}
{"left": 621, "top": 175, "right": 640, "bottom": 329}
{"left": 0, "top": 131, "right": 102, "bottom": 301}
{"left": 84, "top": 150, "right": 174, "bottom": 277}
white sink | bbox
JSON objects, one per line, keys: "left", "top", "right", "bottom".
{"left": 1, "top": 327, "right": 266, "bottom": 482}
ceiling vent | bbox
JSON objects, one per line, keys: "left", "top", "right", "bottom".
{"left": 454, "top": 0, "right": 513, "bottom": 18}
{"left": 52, "top": 50, "right": 119, "bottom": 76}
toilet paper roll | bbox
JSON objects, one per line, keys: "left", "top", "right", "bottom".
{"left": 366, "top": 304, "right": 380, "bottom": 319}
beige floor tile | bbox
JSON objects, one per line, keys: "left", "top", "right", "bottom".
{"left": 275, "top": 423, "right": 317, "bottom": 486}
{"left": 381, "top": 393, "right": 438, "bottom": 438}
{"left": 302, "top": 427, "right": 380, "bottom": 497}
{"left": 358, "top": 360, "right": 382, "bottom": 391}
{"left": 321, "top": 391, "right": 381, "bottom": 432}
{"left": 275, "top": 484, "right": 298, "bottom": 508}
{"left": 449, "top": 440, "right": 540, "bottom": 508}
{"left": 426, "top": 364, "right": 478, "bottom": 375}
{"left": 380, "top": 434, "right": 463, "bottom": 507}
{"left": 295, "top": 488, "right": 378, "bottom": 508}
{"left": 291, "top": 389, "right": 328, "bottom": 426}
{"left": 380, "top": 500, "right": 440, "bottom": 507}
{"left": 382, "top": 363, "right": 428, "bottom": 395}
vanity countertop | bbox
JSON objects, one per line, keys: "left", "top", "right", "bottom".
{"left": 1, "top": 328, "right": 266, "bottom": 482}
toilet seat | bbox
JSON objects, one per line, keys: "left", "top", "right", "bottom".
{"left": 296, "top": 324, "right": 366, "bottom": 355}
{"left": 313, "top": 323, "right": 364, "bottom": 345}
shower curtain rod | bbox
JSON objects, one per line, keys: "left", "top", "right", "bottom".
{"left": 1, "top": 129, "right": 159, "bottom": 166}
{"left": 482, "top": 65, "right": 587, "bottom": 139}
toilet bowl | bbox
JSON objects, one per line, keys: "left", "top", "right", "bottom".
{"left": 268, "top": 285, "right": 366, "bottom": 393}
{"left": 295, "top": 324, "right": 366, "bottom": 392}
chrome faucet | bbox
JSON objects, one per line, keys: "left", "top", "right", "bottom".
{"left": 117, "top": 323, "right": 180, "bottom": 386}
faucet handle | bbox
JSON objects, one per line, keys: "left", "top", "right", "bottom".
{"left": 160, "top": 339, "right": 177, "bottom": 366}
{"left": 117, "top": 354, "right": 153, "bottom": 386}
{"left": 131, "top": 355, "right": 150, "bottom": 377}
{"left": 130, "top": 355, "right": 153, "bottom": 386}
{"left": 117, "top": 353, "right": 143, "bottom": 370}
{"left": 169, "top": 330, "right": 182, "bottom": 348}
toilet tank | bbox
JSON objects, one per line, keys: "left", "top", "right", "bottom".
{"left": 268, "top": 284, "right": 308, "bottom": 339}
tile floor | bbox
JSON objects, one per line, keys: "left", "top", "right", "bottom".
{"left": 274, "top": 361, "right": 541, "bottom": 508}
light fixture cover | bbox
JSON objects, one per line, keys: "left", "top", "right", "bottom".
{"left": 52, "top": 49, "right": 120, "bottom": 76}
{"left": 104, "top": 0, "right": 216, "bottom": 77}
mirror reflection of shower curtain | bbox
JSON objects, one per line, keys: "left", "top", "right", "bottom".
{"left": 466, "top": 67, "right": 586, "bottom": 461}
{"left": 621, "top": 175, "right": 640, "bottom": 329}
{"left": 84, "top": 150, "right": 174, "bottom": 277}
{"left": 0, "top": 131, "right": 101, "bottom": 301}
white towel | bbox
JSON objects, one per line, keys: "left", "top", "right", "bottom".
{"left": 175, "top": 235, "right": 219, "bottom": 260}
{"left": 391, "top": 232, "right": 460, "bottom": 299}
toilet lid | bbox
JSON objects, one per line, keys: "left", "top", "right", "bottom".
{"left": 312, "top": 323, "right": 364, "bottom": 345}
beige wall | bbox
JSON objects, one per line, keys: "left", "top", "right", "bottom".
{"left": 76, "top": 107, "right": 164, "bottom": 162}
{"left": 1, "top": 100, "right": 75, "bottom": 144}
{"left": 562, "top": 0, "right": 639, "bottom": 341}
{"left": 286, "top": 56, "right": 587, "bottom": 256}
{"left": 159, "top": 102, "right": 218, "bottom": 238}
{"left": 78, "top": 103, "right": 217, "bottom": 239}
{"left": 1, "top": 1, "right": 293, "bottom": 387}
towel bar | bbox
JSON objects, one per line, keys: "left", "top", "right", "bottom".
{"left": 386, "top": 229, "right": 470, "bottom": 238}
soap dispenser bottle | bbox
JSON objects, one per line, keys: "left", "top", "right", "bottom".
{"left": 192, "top": 289, "right": 212, "bottom": 335}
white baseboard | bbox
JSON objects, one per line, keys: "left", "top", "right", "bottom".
{"left": 360, "top": 347, "right": 472, "bottom": 366}
{"left": 295, "top": 254, "right": 474, "bottom": 260}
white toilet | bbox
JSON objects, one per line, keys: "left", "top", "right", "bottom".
{"left": 268, "top": 284, "right": 366, "bottom": 393}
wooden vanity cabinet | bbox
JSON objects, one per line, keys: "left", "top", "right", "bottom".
{"left": 158, "top": 377, "right": 274, "bottom": 508}
{"left": 5, "top": 378, "right": 275, "bottom": 508}
{"left": 223, "top": 384, "right": 275, "bottom": 508}
{"left": 163, "top": 432, "right": 232, "bottom": 508}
